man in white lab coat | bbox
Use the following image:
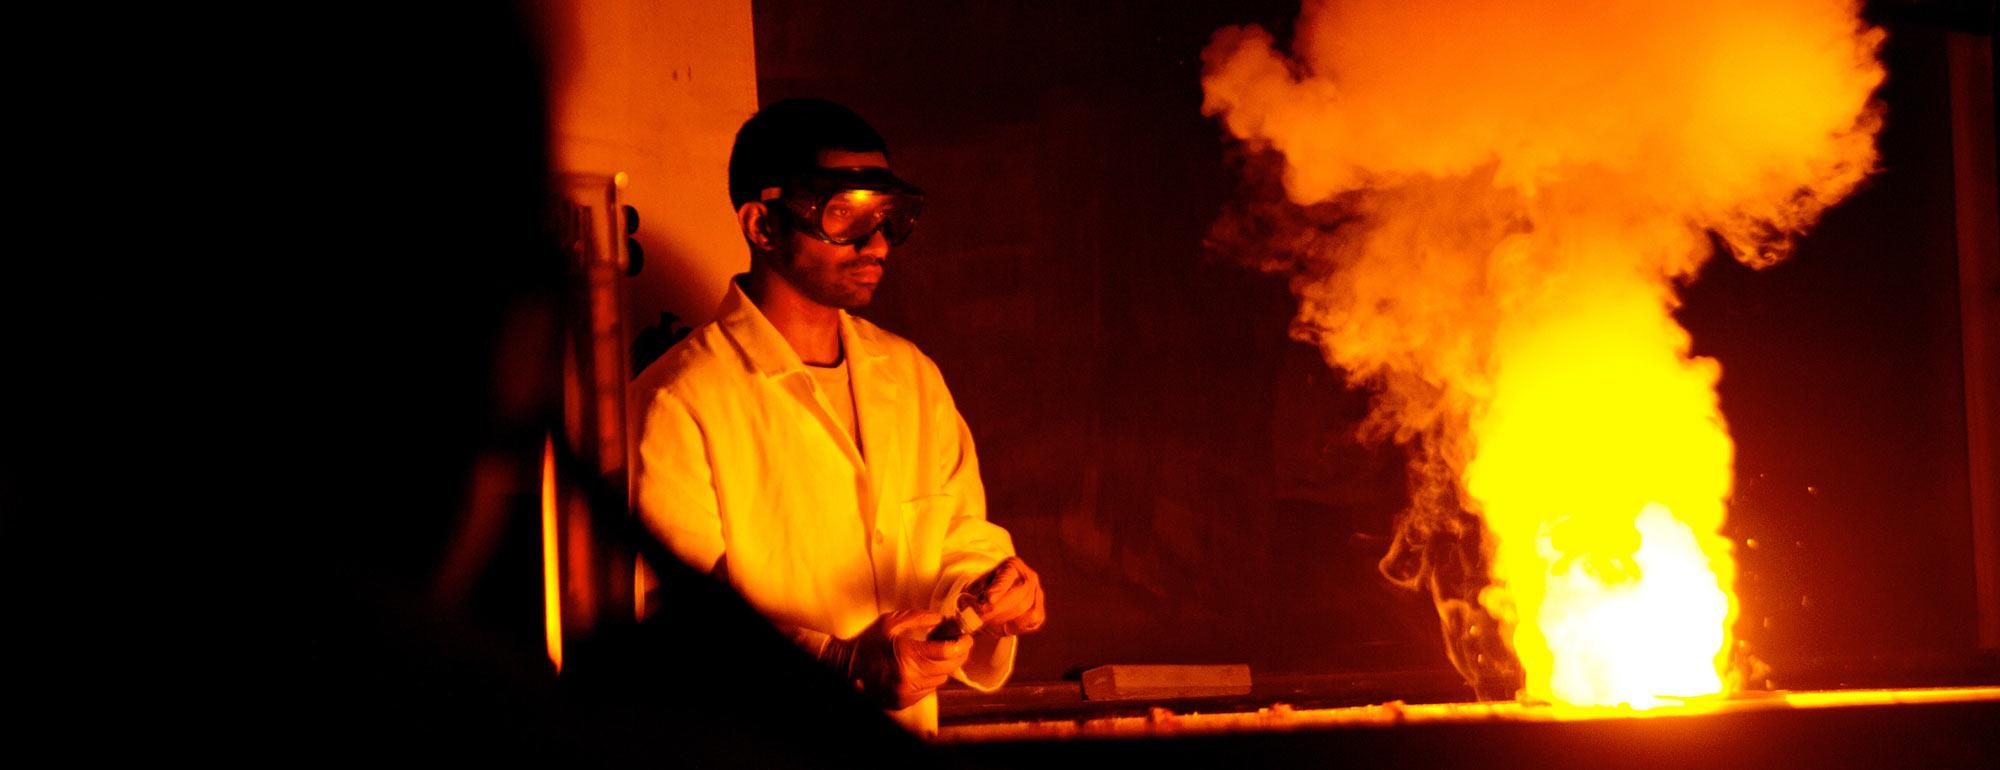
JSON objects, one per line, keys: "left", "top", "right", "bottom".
{"left": 631, "top": 98, "right": 1046, "bottom": 735}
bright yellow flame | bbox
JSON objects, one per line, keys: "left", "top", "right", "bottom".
{"left": 1466, "top": 275, "right": 1737, "bottom": 707}
{"left": 542, "top": 433, "right": 563, "bottom": 672}
{"left": 1202, "top": 0, "right": 1882, "bottom": 707}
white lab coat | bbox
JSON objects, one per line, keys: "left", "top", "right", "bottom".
{"left": 630, "top": 278, "right": 1018, "bottom": 734}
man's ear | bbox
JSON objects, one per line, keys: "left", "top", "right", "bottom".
{"left": 737, "top": 201, "right": 778, "bottom": 252}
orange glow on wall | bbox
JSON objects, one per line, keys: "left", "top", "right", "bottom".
{"left": 543, "top": 0, "right": 760, "bottom": 331}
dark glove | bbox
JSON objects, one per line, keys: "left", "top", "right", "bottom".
{"left": 967, "top": 556, "right": 1046, "bottom": 638}
{"left": 822, "top": 610, "right": 973, "bottom": 710}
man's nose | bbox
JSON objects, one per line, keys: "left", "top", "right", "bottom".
{"left": 857, "top": 227, "right": 891, "bottom": 259}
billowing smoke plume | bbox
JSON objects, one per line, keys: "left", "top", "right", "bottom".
{"left": 1203, "top": 0, "right": 1883, "bottom": 704}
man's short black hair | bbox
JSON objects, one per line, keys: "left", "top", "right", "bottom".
{"left": 727, "top": 98, "right": 890, "bottom": 209}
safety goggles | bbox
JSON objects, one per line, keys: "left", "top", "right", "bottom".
{"left": 768, "top": 166, "right": 925, "bottom": 246}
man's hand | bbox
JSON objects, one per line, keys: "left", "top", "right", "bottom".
{"left": 967, "top": 556, "right": 1046, "bottom": 638}
{"left": 835, "top": 610, "right": 973, "bottom": 710}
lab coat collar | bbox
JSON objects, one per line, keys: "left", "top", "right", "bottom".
{"left": 717, "top": 276, "right": 810, "bottom": 379}
{"left": 837, "top": 308, "right": 896, "bottom": 380}
{"left": 718, "top": 276, "right": 902, "bottom": 493}
{"left": 717, "top": 275, "right": 897, "bottom": 385}
{"left": 842, "top": 303, "right": 902, "bottom": 495}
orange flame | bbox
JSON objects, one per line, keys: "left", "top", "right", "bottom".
{"left": 1467, "top": 291, "right": 1737, "bottom": 704}
{"left": 542, "top": 433, "right": 563, "bottom": 672}
{"left": 1203, "top": 0, "right": 1883, "bottom": 706}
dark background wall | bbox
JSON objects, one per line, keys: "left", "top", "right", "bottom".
{"left": 752, "top": 0, "right": 1985, "bottom": 684}
{"left": 1682, "top": 17, "right": 1979, "bottom": 670}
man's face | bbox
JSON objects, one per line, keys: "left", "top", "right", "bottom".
{"left": 769, "top": 149, "right": 894, "bottom": 310}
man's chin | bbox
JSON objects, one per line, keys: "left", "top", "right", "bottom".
{"left": 808, "top": 284, "right": 876, "bottom": 310}
{"left": 838, "top": 287, "right": 878, "bottom": 309}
